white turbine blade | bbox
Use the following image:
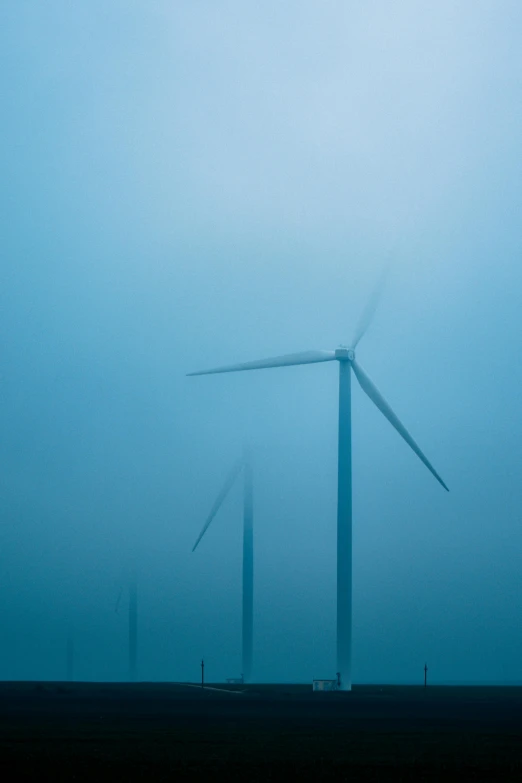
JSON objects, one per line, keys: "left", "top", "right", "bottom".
{"left": 192, "top": 459, "right": 244, "bottom": 552}
{"left": 351, "top": 360, "right": 449, "bottom": 491}
{"left": 351, "top": 265, "right": 390, "bottom": 350}
{"left": 187, "top": 350, "right": 336, "bottom": 377}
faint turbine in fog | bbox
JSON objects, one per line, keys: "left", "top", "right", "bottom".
{"left": 192, "top": 446, "right": 254, "bottom": 683}
{"left": 187, "top": 274, "right": 448, "bottom": 691}
{"left": 129, "top": 566, "right": 137, "bottom": 682}
{"left": 116, "top": 566, "right": 138, "bottom": 681}
{"left": 66, "top": 624, "right": 74, "bottom": 682}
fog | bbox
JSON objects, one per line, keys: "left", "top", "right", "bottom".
{"left": 1, "top": 1, "right": 522, "bottom": 684}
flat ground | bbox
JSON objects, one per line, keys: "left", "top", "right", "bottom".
{"left": 1, "top": 682, "right": 521, "bottom": 780}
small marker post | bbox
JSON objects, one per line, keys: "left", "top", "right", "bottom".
{"left": 424, "top": 663, "right": 428, "bottom": 688}
{"left": 201, "top": 659, "right": 205, "bottom": 688}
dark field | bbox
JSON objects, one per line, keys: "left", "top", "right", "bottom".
{"left": 1, "top": 682, "right": 522, "bottom": 780}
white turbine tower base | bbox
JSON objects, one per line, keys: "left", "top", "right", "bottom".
{"left": 188, "top": 284, "right": 448, "bottom": 691}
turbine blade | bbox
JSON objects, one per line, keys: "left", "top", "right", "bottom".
{"left": 192, "top": 459, "right": 244, "bottom": 551}
{"left": 351, "top": 265, "right": 390, "bottom": 350}
{"left": 351, "top": 360, "right": 449, "bottom": 491}
{"left": 187, "top": 350, "right": 336, "bottom": 377}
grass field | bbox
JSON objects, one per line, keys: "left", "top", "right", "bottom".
{"left": 1, "top": 682, "right": 521, "bottom": 779}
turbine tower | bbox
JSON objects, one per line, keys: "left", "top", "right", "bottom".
{"left": 66, "top": 624, "right": 74, "bottom": 682}
{"left": 188, "top": 286, "right": 448, "bottom": 691}
{"left": 192, "top": 446, "right": 254, "bottom": 683}
{"left": 129, "top": 566, "right": 138, "bottom": 682}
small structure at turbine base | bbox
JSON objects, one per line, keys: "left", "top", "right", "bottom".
{"left": 313, "top": 679, "right": 339, "bottom": 692}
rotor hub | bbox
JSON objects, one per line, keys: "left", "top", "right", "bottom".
{"left": 335, "top": 347, "right": 355, "bottom": 361}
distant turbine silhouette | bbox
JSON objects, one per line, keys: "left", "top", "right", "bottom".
{"left": 129, "top": 567, "right": 137, "bottom": 682}
{"left": 192, "top": 445, "right": 254, "bottom": 683}
{"left": 115, "top": 567, "right": 138, "bottom": 681}
{"left": 66, "top": 625, "right": 74, "bottom": 682}
{"left": 188, "top": 275, "right": 448, "bottom": 691}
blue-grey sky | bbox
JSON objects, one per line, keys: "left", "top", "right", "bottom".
{"left": 1, "top": 1, "right": 522, "bottom": 684}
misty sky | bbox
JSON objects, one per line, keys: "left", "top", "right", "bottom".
{"left": 1, "top": 1, "right": 522, "bottom": 684}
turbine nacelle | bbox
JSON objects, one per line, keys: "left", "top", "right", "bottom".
{"left": 335, "top": 347, "right": 355, "bottom": 361}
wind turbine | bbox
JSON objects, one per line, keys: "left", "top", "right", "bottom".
{"left": 192, "top": 446, "right": 254, "bottom": 683}
{"left": 129, "top": 567, "right": 137, "bottom": 682}
{"left": 187, "top": 281, "right": 448, "bottom": 691}
{"left": 115, "top": 564, "right": 138, "bottom": 682}
{"left": 66, "top": 624, "right": 74, "bottom": 682}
